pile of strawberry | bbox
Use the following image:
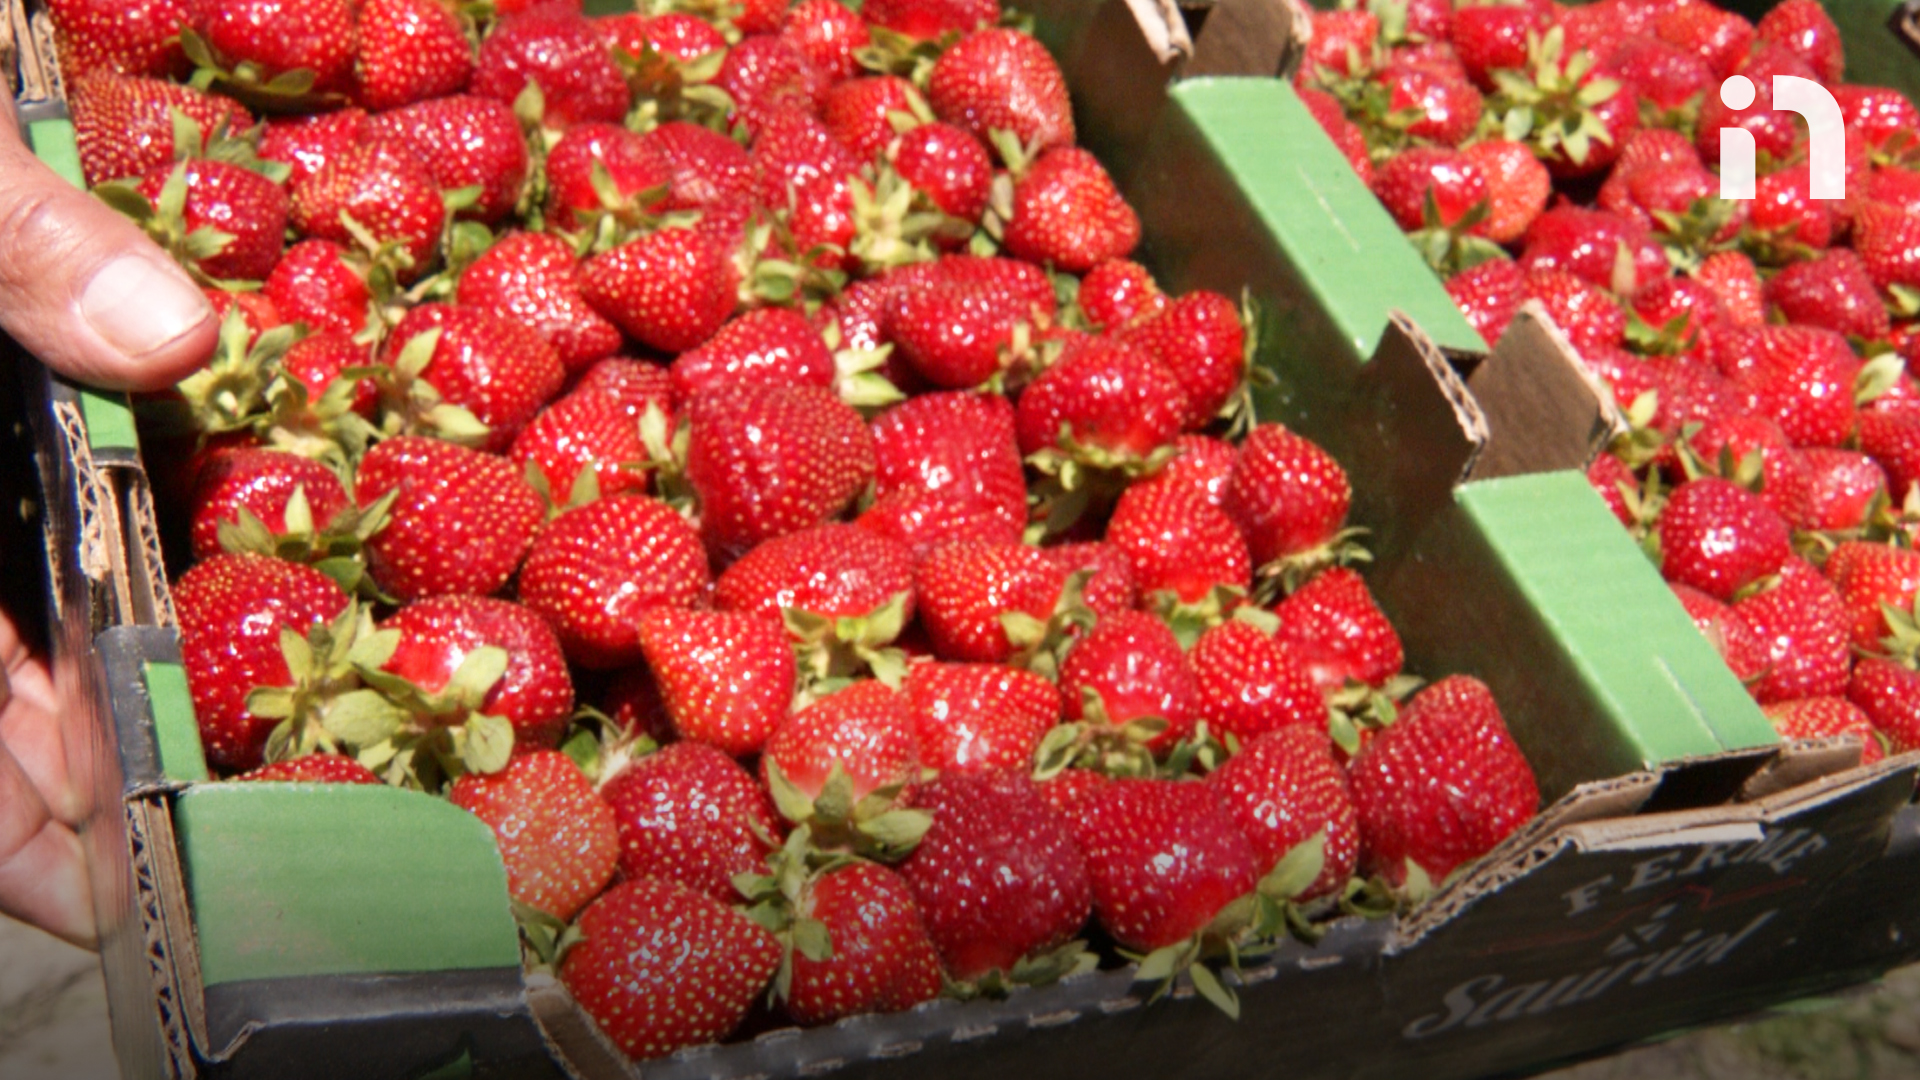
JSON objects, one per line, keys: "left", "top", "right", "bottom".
{"left": 1300, "top": 0, "right": 1920, "bottom": 764}
{"left": 56, "top": 0, "right": 1543, "bottom": 1062}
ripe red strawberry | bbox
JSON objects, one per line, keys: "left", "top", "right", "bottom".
{"left": 893, "top": 122, "right": 994, "bottom": 224}
{"left": 858, "top": 483, "right": 1029, "bottom": 558}
{"left": 1670, "top": 582, "right": 1769, "bottom": 685}
{"left": 1450, "top": 4, "right": 1542, "bottom": 89}
{"left": 636, "top": 608, "right": 795, "bottom": 756}
{"left": 1445, "top": 257, "right": 1525, "bottom": 347}
{"left": 1046, "top": 541, "right": 1137, "bottom": 619}
{"left": 717, "top": 35, "right": 829, "bottom": 134}
{"left": 1107, "top": 482, "right": 1252, "bottom": 606}
{"left": 1080, "top": 258, "right": 1164, "bottom": 332}
{"left": 542, "top": 121, "right": 672, "bottom": 229}
{"left": 1683, "top": 415, "right": 1808, "bottom": 525}
{"left": 1003, "top": 146, "right": 1139, "bottom": 272}
{"left": 1734, "top": 558, "right": 1852, "bottom": 704}
{"left": 643, "top": 121, "right": 756, "bottom": 211}
{"left": 1189, "top": 619, "right": 1325, "bottom": 744}
{"left": 385, "top": 303, "right": 568, "bottom": 452}
{"left": 1059, "top": 610, "right": 1202, "bottom": 753}
{"left": 1655, "top": 477, "right": 1791, "bottom": 601}
{"left": 1748, "top": 165, "right": 1834, "bottom": 253}
{"left": 916, "top": 541, "right": 1068, "bottom": 663}
{"left": 822, "top": 76, "right": 919, "bottom": 161}
{"left": 601, "top": 741, "right": 781, "bottom": 901}
{"left": 282, "top": 331, "right": 378, "bottom": 418}
{"left": 1695, "top": 45, "right": 1815, "bottom": 166}
{"left": 1271, "top": 567, "right": 1404, "bottom": 693}
{"left": 1837, "top": 85, "right": 1920, "bottom": 151}
{"left": 863, "top": 0, "right": 996, "bottom": 40}
{"left": 1210, "top": 726, "right": 1359, "bottom": 900}
{"left": 751, "top": 108, "right": 863, "bottom": 210}
{"left": 129, "top": 159, "right": 289, "bottom": 283}
{"left": 1520, "top": 206, "right": 1667, "bottom": 296}
{"left": 1224, "top": 423, "right": 1353, "bottom": 570}
{"left": 905, "top": 662, "right": 1059, "bottom": 773}
{"left": 1070, "top": 779, "right": 1257, "bottom": 951}
{"left": 1348, "top": 675, "right": 1537, "bottom": 885}
{"left": 898, "top": 769, "right": 1091, "bottom": 980}
{"left": 559, "top": 878, "right": 780, "bottom": 1061}
{"left": 355, "top": 437, "right": 543, "bottom": 602}
{"left": 871, "top": 390, "right": 1026, "bottom": 515}
{"left": 1376, "top": 62, "right": 1484, "bottom": 147}
{"left": 582, "top": 228, "right": 738, "bottom": 354}
{"left": 1458, "top": 139, "right": 1548, "bottom": 245}
{"left": 1015, "top": 337, "right": 1186, "bottom": 460}
{"left": 1848, "top": 658, "right": 1920, "bottom": 754}
{"left": 382, "top": 595, "right": 576, "bottom": 749}
{"left": 1798, "top": 449, "right": 1886, "bottom": 532}
{"left": 572, "top": 356, "right": 675, "bottom": 420}
{"left": 263, "top": 239, "right": 370, "bottom": 338}
{"left": 1372, "top": 147, "right": 1489, "bottom": 234}
{"left": 780, "top": 0, "right": 869, "bottom": 83}
{"left": 366, "top": 95, "right": 527, "bottom": 225}
{"left": 510, "top": 391, "right": 649, "bottom": 502}
{"left": 784, "top": 861, "right": 945, "bottom": 1025}
{"left": 188, "top": 447, "right": 349, "bottom": 561}
{"left": 1632, "top": 276, "right": 1727, "bottom": 365}
{"left": 889, "top": 281, "right": 1041, "bottom": 388}
{"left": 470, "top": 7, "right": 629, "bottom": 128}
{"left": 1825, "top": 542, "right": 1920, "bottom": 654}
{"left": 258, "top": 107, "right": 370, "bottom": 190}
{"left": 1137, "top": 435, "right": 1235, "bottom": 508}
{"left": 45, "top": 0, "right": 188, "bottom": 81}
{"left": 685, "top": 386, "right": 876, "bottom": 561}
{"left": 1598, "top": 34, "right": 1713, "bottom": 113}
{"left": 599, "top": 10, "right": 726, "bottom": 61}
{"left": 1714, "top": 325, "right": 1861, "bottom": 450}
{"left": 1118, "top": 292, "right": 1245, "bottom": 431}
{"left": 68, "top": 72, "right": 252, "bottom": 185}
{"left": 290, "top": 138, "right": 447, "bottom": 281}
{"left": 1754, "top": 0, "right": 1842, "bottom": 84}
{"left": 672, "top": 308, "right": 835, "bottom": 400}
{"left": 1853, "top": 203, "right": 1920, "bottom": 294}
{"left": 187, "top": 0, "right": 357, "bottom": 96}
{"left": 1656, "top": 2, "right": 1754, "bottom": 76}
{"left": 760, "top": 680, "right": 921, "bottom": 806}
{"left": 449, "top": 750, "right": 616, "bottom": 921}
{"left": 457, "top": 232, "right": 622, "bottom": 373}
{"left": 518, "top": 496, "right": 711, "bottom": 669}
{"left": 1524, "top": 268, "right": 1627, "bottom": 353}
{"left": 715, "top": 523, "right": 916, "bottom": 624}
{"left": 926, "top": 28, "right": 1075, "bottom": 158}
{"left": 1761, "top": 698, "right": 1883, "bottom": 765}
{"left": 235, "top": 754, "right": 381, "bottom": 784}
{"left": 1695, "top": 250, "right": 1767, "bottom": 327}
{"left": 352, "top": 0, "right": 474, "bottom": 111}
{"left": 1860, "top": 404, "right": 1920, "bottom": 506}
{"left": 173, "top": 553, "right": 349, "bottom": 771}
{"left": 1305, "top": 8, "right": 1380, "bottom": 79}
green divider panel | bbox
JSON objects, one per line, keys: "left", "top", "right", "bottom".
{"left": 143, "top": 661, "right": 210, "bottom": 783}
{"left": 79, "top": 388, "right": 140, "bottom": 453}
{"left": 25, "top": 117, "right": 84, "bottom": 187}
{"left": 175, "top": 784, "right": 520, "bottom": 986}
{"left": 1167, "top": 78, "right": 1487, "bottom": 358}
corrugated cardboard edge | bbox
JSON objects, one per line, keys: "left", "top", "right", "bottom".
{"left": 1462, "top": 303, "right": 1616, "bottom": 481}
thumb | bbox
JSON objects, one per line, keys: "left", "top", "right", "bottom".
{"left": 0, "top": 109, "right": 217, "bottom": 392}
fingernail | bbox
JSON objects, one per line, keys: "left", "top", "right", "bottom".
{"left": 79, "top": 254, "right": 213, "bottom": 359}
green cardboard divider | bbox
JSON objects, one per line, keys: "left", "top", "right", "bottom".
{"left": 143, "top": 660, "right": 209, "bottom": 783}
{"left": 174, "top": 783, "right": 521, "bottom": 987}
{"left": 24, "top": 115, "right": 83, "bottom": 186}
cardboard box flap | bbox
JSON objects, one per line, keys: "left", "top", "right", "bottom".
{"left": 1115, "top": 0, "right": 1189, "bottom": 62}
{"left": 95, "top": 626, "right": 208, "bottom": 793}
{"left": 1459, "top": 304, "right": 1614, "bottom": 483}
{"left": 1740, "top": 736, "right": 1870, "bottom": 802}
{"left": 1178, "top": 0, "right": 1296, "bottom": 76}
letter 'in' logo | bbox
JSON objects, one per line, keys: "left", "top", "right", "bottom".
{"left": 1719, "top": 75, "right": 1845, "bottom": 201}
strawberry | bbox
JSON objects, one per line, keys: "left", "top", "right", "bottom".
{"left": 449, "top": 750, "right": 616, "bottom": 921}
{"left": 905, "top": 662, "right": 1060, "bottom": 773}
{"left": 823, "top": 76, "right": 921, "bottom": 161}
{"left": 1210, "top": 725, "right": 1359, "bottom": 900}
{"left": 1826, "top": 542, "right": 1920, "bottom": 654}
{"left": 263, "top": 239, "right": 370, "bottom": 338}
{"left": 354, "top": 437, "right": 542, "bottom": 602}
{"left": 760, "top": 680, "right": 921, "bottom": 808}
{"left": 1069, "top": 778, "right": 1257, "bottom": 952}
{"left": 1524, "top": 268, "right": 1627, "bottom": 353}
{"left": 289, "top": 138, "right": 447, "bottom": 282}
{"left": 1761, "top": 698, "right": 1883, "bottom": 765}
{"left": 1460, "top": 139, "right": 1550, "bottom": 245}
{"left": 926, "top": 29, "right": 1075, "bottom": 158}
{"left": 282, "top": 330, "right": 381, "bottom": 419}
{"left": 258, "top": 107, "right": 371, "bottom": 190}
{"left": 643, "top": 121, "right": 757, "bottom": 211}
{"left": 916, "top": 541, "right": 1068, "bottom": 663}
{"left": 1107, "top": 482, "right": 1252, "bottom": 606}
{"left": 351, "top": 0, "right": 474, "bottom": 112}
{"left": 1753, "top": 0, "right": 1842, "bottom": 84}
{"left": 581, "top": 228, "right": 738, "bottom": 353}
{"left": 1046, "top": 541, "right": 1137, "bottom": 619}
{"left": 1015, "top": 337, "right": 1186, "bottom": 460}
{"left": 235, "top": 754, "right": 381, "bottom": 784}
{"left": 1225, "top": 422, "right": 1354, "bottom": 573}
{"left": 68, "top": 72, "right": 252, "bottom": 185}
{"left": 1305, "top": 8, "right": 1380, "bottom": 80}
{"left": 542, "top": 121, "right": 672, "bottom": 230}
{"left": 559, "top": 878, "right": 780, "bottom": 1061}
{"left": 457, "top": 232, "right": 623, "bottom": 373}
{"left": 1376, "top": 62, "right": 1484, "bottom": 147}
{"left": 1695, "top": 45, "right": 1815, "bottom": 166}
{"left": 1137, "top": 435, "right": 1235, "bottom": 508}
{"left": 782, "top": 862, "right": 945, "bottom": 1025}
{"left": 671, "top": 308, "right": 835, "bottom": 400}
{"left": 1860, "top": 404, "right": 1920, "bottom": 505}
{"left": 898, "top": 769, "right": 1092, "bottom": 980}
{"left": 1445, "top": 257, "right": 1525, "bottom": 347}
{"left": 382, "top": 595, "right": 576, "bottom": 749}
{"left": 509, "top": 391, "right": 650, "bottom": 502}
{"left": 1631, "top": 276, "right": 1726, "bottom": 366}
{"left": 780, "top": 0, "right": 869, "bottom": 84}
{"left": 1189, "top": 619, "right": 1325, "bottom": 744}
{"left": 1271, "top": 567, "right": 1405, "bottom": 693}
{"left": 518, "top": 495, "right": 712, "bottom": 669}
{"left": 188, "top": 447, "right": 349, "bottom": 561}
{"left": 1837, "top": 86, "right": 1920, "bottom": 152}
{"left": 1117, "top": 291, "right": 1246, "bottom": 431}
{"left": 1655, "top": 477, "right": 1791, "bottom": 601}
{"left": 752, "top": 108, "right": 864, "bottom": 209}
{"left": 470, "top": 7, "right": 629, "bottom": 128}
{"left": 1848, "top": 658, "right": 1920, "bottom": 754}
{"left": 1695, "top": 250, "right": 1768, "bottom": 328}
{"left": 384, "top": 303, "right": 568, "bottom": 452}
{"left": 1734, "top": 558, "right": 1852, "bottom": 704}
{"left": 173, "top": 553, "right": 350, "bottom": 771}
{"left": 715, "top": 523, "right": 916, "bottom": 627}
{"left": 1372, "top": 147, "right": 1489, "bottom": 234}
{"left": 1670, "top": 582, "right": 1769, "bottom": 685}
{"left": 1714, "top": 325, "right": 1861, "bottom": 450}
{"left": 124, "top": 159, "right": 289, "bottom": 284}
{"left": 717, "top": 35, "right": 829, "bottom": 134}
{"left": 572, "top": 356, "right": 675, "bottom": 420}
{"left": 1853, "top": 203, "right": 1920, "bottom": 294}
{"left": 1059, "top": 610, "right": 1201, "bottom": 753}
{"left": 1520, "top": 206, "right": 1668, "bottom": 296}
{"left": 636, "top": 607, "right": 796, "bottom": 756}
{"left": 685, "top": 386, "right": 876, "bottom": 561}
{"left": 1798, "top": 450, "right": 1886, "bottom": 532}
{"left": 186, "top": 0, "right": 357, "bottom": 97}
{"left": 870, "top": 390, "right": 1027, "bottom": 521}
{"left": 1597, "top": 34, "right": 1712, "bottom": 113}
{"left": 1002, "top": 146, "right": 1140, "bottom": 272}
{"left": 45, "top": 0, "right": 188, "bottom": 82}
{"left": 1682, "top": 415, "right": 1808, "bottom": 525}
{"left": 1869, "top": 167, "right": 1920, "bottom": 218}
{"left": 1348, "top": 675, "right": 1538, "bottom": 885}
{"left": 893, "top": 123, "right": 994, "bottom": 224}
{"left": 601, "top": 741, "right": 782, "bottom": 901}
{"left": 1450, "top": 4, "right": 1543, "bottom": 89}
{"left": 1655, "top": 2, "right": 1753, "bottom": 76}
{"left": 365, "top": 95, "right": 528, "bottom": 225}
{"left": 863, "top": 0, "right": 996, "bottom": 40}
{"left": 1079, "top": 258, "right": 1165, "bottom": 332}
{"left": 888, "top": 280, "right": 1042, "bottom": 388}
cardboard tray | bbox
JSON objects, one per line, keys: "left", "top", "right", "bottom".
{"left": 9, "top": 0, "right": 1918, "bottom": 1077}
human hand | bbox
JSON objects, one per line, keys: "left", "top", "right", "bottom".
{"left": 0, "top": 100, "right": 220, "bottom": 947}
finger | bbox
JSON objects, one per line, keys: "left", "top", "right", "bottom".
{"left": 0, "top": 740, "right": 94, "bottom": 947}
{"left": 0, "top": 611, "right": 85, "bottom": 825}
{"left": 0, "top": 107, "right": 216, "bottom": 391}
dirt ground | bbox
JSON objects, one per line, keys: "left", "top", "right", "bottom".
{"left": 4, "top": 913, "right": 1917, "bottom": 1080}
